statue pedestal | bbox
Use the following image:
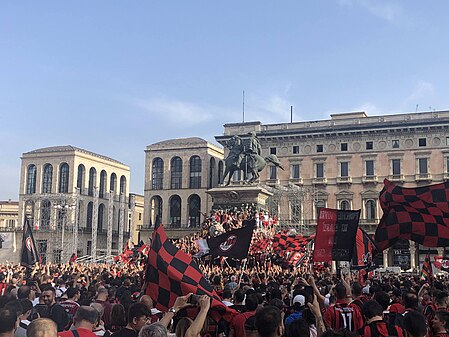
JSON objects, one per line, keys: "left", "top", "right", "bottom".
{"left": 207, "top": 184, "right": 273, "bottom": 210}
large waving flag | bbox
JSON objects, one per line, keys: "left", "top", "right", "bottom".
{"left": 271, "top": 233, "right": 314, "bottom": 252}
{"left": 374, "top": 179, "right": 449, "bottom": 251}
{"left": 21, "top": 217, "right": 39, "bottom": 268}
{"left": 144, "top": 220, "right": 235, "bottom": 322}
{"left": 313, "top": 208, "right": 360, "bottom": 262}
{"left": 351, "top": 227, "right": 378, "bottom": 269}
{"left": 421, "top": 253, "right": 433, "bottom": 283}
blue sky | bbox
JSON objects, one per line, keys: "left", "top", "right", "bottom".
{"left": 1, "top": 0, "right": 449, "bottom": 199}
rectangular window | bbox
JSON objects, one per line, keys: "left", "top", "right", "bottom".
{"left": 291, "top": 164, "right": 300, "bottom": 179}
{"left": 366, "top": 141, "right": 373, "bottom": 150}
{"left": 392, "top": 159, "right": 401, "bottom": 175}
{"left": 447, "top": 137, "right": 449, "bottom": 146}
{"left": 341, "top": 143, "right": 348, "bottom": 151}
{"left": 418, "top": 158, "right": 428, "bottom": 174}
{"left": 269, "top": 166, "right": 277, "bottom": 180}
{"left": 340, "top": 162, "right": 349, "bottom": 177}
{"left": 138, "top": 213, "right": 142, "bottom": 221}
{"left": 316, "top": 144, "right": 323, "bottom": 153}
{"left": 365, "top": 160, "right": 374, "bottom": 176}
{"left": 270, "top": 147, "right": 277, "bottom": 155}
{"left": 447, "top": 157, "right": 449, "bottom": 173}
{"left": 316, "top": 163, "right": 324, "bottom": 178}
{"left": 419, "top": 138, "right": 427, "bottom": 147}
{"left": 392, "top": 140, "right": 400, "bottom": 148}
{"left": 292, "top": 146, "right": 300, "bottom": 154}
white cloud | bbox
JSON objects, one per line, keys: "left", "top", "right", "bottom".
{"left": 247, "top": 94, "right": 294, "bottom": 124}
{"left": 401, "top": 81, "right": 435, "bottom": 111}
{"left": 337, "top": 0, "right": 403, "bottom": 23}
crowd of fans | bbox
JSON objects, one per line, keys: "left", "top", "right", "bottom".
{"left": 0, "top": 207, "right": 448, "bottom": 337}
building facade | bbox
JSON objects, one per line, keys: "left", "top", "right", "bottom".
{"left": 215, "top": 111, "right": 449, "bottom": 270}
{"left": 18, "top": 146, "right": 132, "bottom": 263}
{"left": 143, "top": 137, "right": 224, "bottom": 232}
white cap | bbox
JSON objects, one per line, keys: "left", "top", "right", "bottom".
{"left": 293, "top": 295, "right": 305, "bottom": 306}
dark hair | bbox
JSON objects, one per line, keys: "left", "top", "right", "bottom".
{"left": 362, "top": 300, "right": 383, "bottom": 320}
{"left": 374, "top": 291, "right": 390, "bottom": 311}
{"left": 17, "top": 285, "right": 31, "bottom": 299}
{"left": 19, "top": 299, "right": 33, "bottom": 315}
{"left": 255, "top": 305, "right": 281, "bottom": 337}
{"left": 335, "top": 283, "right": 347, "bottom": 300}
{"left": 41, "top": 285, "right": 56, "bottom": 293}
{"left": 222, "top": 290, "right": 232, "bottom": 299}
{"left": 403, "top": 311, "right": 427, "bottom": 337}
{"left": 434, "top": 291, "right": 448, "bottom": 306}
{"left": 403, "top": 292, "right": 418, "bottom": 310}
{"left": 75, "top": 306, "right": 99, "bottom": 324}
{"left": 111, "top": 304, "right": 127, "bottom": 327}
{"left": 285, "top": 318, "right": 309, "bottom": 337}
{"left": 128, "top": 302, "right": 150, "bottom": 323}
{"left": 234, "top": 289, "right": 244, "bottom": 303}
{"left": 4, "top": 299, "right": 23, "bottom": 317}
{"left": 0, "top": 307, "right": 17, "bottom": 333}
{"left": 351, "top": 282, "right": 363, "bottom": 297}
{"left": 436, "top": 311, "right": 449, "bottom": 329}
{"left": 245, "top": 294, "right": 258, "bottom": 311}
{"left": 66, "top": 287, "right": 80, "bottom": 299}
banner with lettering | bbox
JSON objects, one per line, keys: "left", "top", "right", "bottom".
{"left": 313, "top": 208, "right": 360, "bottom": 262}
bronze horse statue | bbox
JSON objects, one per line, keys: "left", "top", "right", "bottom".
{"left": 223, "top": 153, "right": 284, "bottom": 186}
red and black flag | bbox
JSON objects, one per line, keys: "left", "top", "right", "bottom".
{"left": 20, "top": 217, "right": 39, "bottom": 268}
{"left": 194, "top": 219, "right": 255, "bottom": 259}
{"left": 313, "top": 208, "right": 360, "bottom": 262}
{"left": 250, "top": 236, "right": 271, "bottom": 253}
{"left": 351, "top": 227, "right": 379, "bottom": 269}
{"left": 433, "top": 255, "right": 449, "bottom": 272}
{"left": 421, "top": 253, "right": 433, "bottom": 282}
{"left": 288, "top": 251, "right": 306, "bottom": 268}
{"left": 374, "top": 179, "right": 449, "bottom": 251}
{"left": 144, "top": 221, "right": 235, "bottom": 321}
{"left": 272, "top": 233, "right": 314, "bottom": 252}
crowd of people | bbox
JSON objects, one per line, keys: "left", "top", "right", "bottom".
{"left": 0, "top": 208, "right": 448, "bottom": 337}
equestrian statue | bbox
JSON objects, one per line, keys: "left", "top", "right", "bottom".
{"left": 222, "top": 132, "right": 284, "bottom": 186}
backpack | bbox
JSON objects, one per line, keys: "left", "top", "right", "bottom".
{"left": 334, "top": 304, "right": 355, "bottom": 331}
{"left": 363, "top": 321, "right": 402, "bottom": 337}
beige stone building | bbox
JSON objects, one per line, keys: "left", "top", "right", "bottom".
{"left": 214, "top": 110, "right": 449, "bottom": 270}
{"left": 18, "top": 146, "right": 132, "bottom": 263}
{"left": 0, "top": 200, "right": 19, "bottom": 229}
{"left": 143, "top": 138, "right": 224, "bottom": 235}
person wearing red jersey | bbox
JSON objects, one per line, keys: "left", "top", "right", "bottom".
{"left": 431, "top": 311, "right": 449, "bottom": 337}
{"left": 357, "top": 300, "right": 404, "bottom": 337}
{"left": 60, "top": 287, "right": 80, "bottom": 329}
{"left": 389, "top": 288, "right": 405, "bottom": 314}
{"left": 58, "top": 306, "right": 99, "bottom": 337}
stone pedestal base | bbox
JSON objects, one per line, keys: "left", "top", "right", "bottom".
{"left": 207, "top": 184, "right": 273, "bottom": 210}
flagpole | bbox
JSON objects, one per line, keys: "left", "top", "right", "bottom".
{"left": 238, "top": 259, "right": 247, "bottom": 286}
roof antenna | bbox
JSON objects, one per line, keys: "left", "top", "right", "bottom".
{"left": 290, "top": 106, "right": 293, "bottom": 123}
{"left": 415, "top": 104, "right": 419, "bottom": 113}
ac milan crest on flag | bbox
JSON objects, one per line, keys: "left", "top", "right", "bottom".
{"left": 375, "top": 179, "right": 449, "bottom": 251}
{"left": 288, "top": 251, "right": 306, "bottom": 268}
{"left": 421, "top": 253, "right": 433, "bottom": 282}
{"left": 313, "top": 208, "right": 360, "bottom": 262}
{"left": 20, "top": 217, "right": 39, "bottom": 268}
{"left": 272, "top": 233, "right": 314, "bottom": 252}
{"left": 351, "top": 227, "right": 379, "bottom": 270}
{"left": 194, "top": 220, "right": 255, "bottom": 259}
{"left": 144, "top": 221, "right": 236, "bottom": 321}
{"left": 433, "top": 255, "right": 449, "bottom": 272}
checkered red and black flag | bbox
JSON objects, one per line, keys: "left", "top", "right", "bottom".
{"left": 271, "top": 233, "right": 314, "bottom": 252}
{"left": 144, "top": 221, "right": 235, "bottom": 321}
{"left": 421, "top": 253, "right": 433, "bottom": 282}
{"left": 351, "top": 227, "right": 378, "bottom": 270}
{"left": 250, "top": 237, "right": 271, "bottom": 253}
{"left": 374, "top": 179, "right": 449, "bottom": 251}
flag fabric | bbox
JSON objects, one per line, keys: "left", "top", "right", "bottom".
{"left": 271, "top": 233, "right": 314, "bottom": 252}
{"left": 374, "top": 179, "right": 449, "bottom": 251}
{"left": 421, "top": 253, "right": 433, "bottom": 282}
{"left": 313, "top": 208, "right": 360, "bottom": 262}
{"left": 20, "top": 217, "right": 39, "bottom": 268}
{"left": 249, "top": 237, "right": 271, "bottom": 253}
{"left": 433, "top": 255, "right": 449, "bottom": 272}
{"left": 351, "top": 228, "right": 378, "bottom": 269}
{"left": 195, "top": 220, "right": 255, "bottom": 259}
{"left": 144, "top": 221, "right": 236, "bottom": 322}
{"left": 288, "top": 251, "right": 306, "bottom": 268}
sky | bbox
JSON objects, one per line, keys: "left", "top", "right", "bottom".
{"left": 1, "top": 0, "right": 449, "bottom": 199}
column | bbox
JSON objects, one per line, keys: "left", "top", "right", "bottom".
{"left": 106, "top": 191, "right": 114, "bottom": 257}
{"left": 410, "top": 244, "right": 417, "bottom": 270}
{"left": 383, "top": 248, "right": 389, "bottom": 267}
{"left": 92, "top": 187, "right": 99, "bottom": 260}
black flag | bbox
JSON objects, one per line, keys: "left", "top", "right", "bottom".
{"left": 21, "top": 218, "right": 39, "bottom": 268}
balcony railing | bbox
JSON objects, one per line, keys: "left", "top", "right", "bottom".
{"left": 389, "top": 174, "right": 404, "bottom": 182}
{"left": 336, "top": 176, "right": 352, "bottom": 184}
{"left": 289, "top": 178, "right": 303, "bottom": 185}
{"left": 312, "top": 177, "right": 327, "bottom": 185}
{"left": 415, "top": 173, "right": 432, "bottom": 181}
{"left": 362, "top": 175, "right": 378, "bottom": 183}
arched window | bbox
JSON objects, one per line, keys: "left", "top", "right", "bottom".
{"left": 120, "top": 176, "right": 126, "bottom": 194}
{"left": 171, "top": 157, "right": 183, "bottom": 189}
{"left": 59, "top": 163, "right": 69, "bottom": 193}
{"left": 42, "top": 164, "right": 53, "bottom": 193}
{"left": 86, "top": 202, "right": 93, "bottom": 229}
{"left": 340, "top": 200, "right": 350, "bottom": 210}
{"left": 365, "top": 200, "right": 376, "bottom": 220}
{"left": 110, "top": 173, "right": 117, "bottom": 194}
{"left": 98, "top": 204, "right": 105, "bottom": 231}
{"left": 218, "top": 161, "right": 224, "bottom": 185}
{"left": 209, "top": 158, "right": 216, "bottom": 188}
{"left": 152, "top": 158, "right": 164, "bottom": 190}
{"left": 150, "top": 196, "right": 163, "bottom": 226}
{"left": 40, "top": 200, "right": 51, "bottom": 230}
{"left": 188, "top": 194, "right": 201, "bottom": 227}
{"left": 77, "top": 165, "right": 85, "bottom": 192}
{"left": 88, "top": 168, "right": 96, "bottom": 196}
{"left": 189, "top": 156, "right": 202, "bottom": 188}
{"left": 99, "top": 170, "right": 107, "bottom": 198}
{"left": 26, "top": 165, "right": 37, "bottom": 194}
{"left": 169, "top": 195, "right": 181, "bottom": 227}
{"left": 315, "top": 200, "right": 326, "bottom": 220}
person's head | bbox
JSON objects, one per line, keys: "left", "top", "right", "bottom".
{"left": 139, "top": 295, "right": 153, "bottom": 310}
{"left": 292, "top": 294, "right": 305, "bottom": 312}
{"left": 432, "top": 311, "right": 449, "bottom": 332}
{"left": 139, "top": 323, "right": 167, "bottom": 337}
{"left": 234, "top": 289, "right": 244, "bottom": 304}
{"left": 41, "top": 286, "right": 56, "bottom": 306}
{"left": 285, "top": 318, "right": 309, "bottom": 337}
{"left": 374, "top": 291, "right": 391, "bottom": 311}
{"left": 362, "top": 300, "right": 383, "bottom": 321}
{"left": 434, "top": 290, "right": 448, "bottom": 307}
{"left": 128, "top": 302, "right": 150, "bottom": 332}
{"left": 4, "top": 299, "right": 23, "bottom": 318}
{"left": 175, "top": 317, "right": 193, "bottom": 337}
{"left": 17, "top": 286, "right": 33, "bottom": 300}
{"left": 245, "top": 294, "right": 258, "bottom": 311}
{"left": 96, "top": 287, "right": 108, "bottom": 300}
{"left": 351, "top": 282, "right": 363, "bottom": 298}
{"left": 66, "top": 287, "right": 80, "bottom": 300}
{"left": 110, "top": 304, "right": 127, "bottom": 327}
{"left": 403, "top": 292, "right": 418, "bottom": 310}
{"left": 222, "top": 290, "right": 232, "bottom": 300}
{"left": 26, "top": 318, "right": 57, "bottom": 337}
{"left": 73, "top": 306, "right": 99, "bottom": 331}
{"left": 19, "top": 299, "right": 33, "bottom": 319}
{"left": 90, "top": 303, "right": 104, "bottom": 325}
{"left": 255, "top": 305, "right": 283, "bottom": 337}
{"left": 390, "top": 288, "right": 402, "bottom": 302}
{"left": 403, "top": 311, "right": 427, "bottom": 337}
{"left": 335, "top": 283, "right": 347, "bottom": 300}
{"left": 0, "top": 307, "right": 17, "bottom": 335}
